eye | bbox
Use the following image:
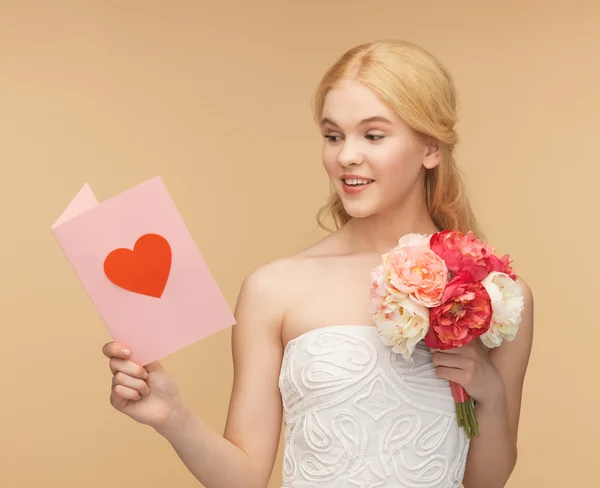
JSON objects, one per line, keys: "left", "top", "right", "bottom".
{"left": 323, "top": 134, "right": 384, "bottom": 143}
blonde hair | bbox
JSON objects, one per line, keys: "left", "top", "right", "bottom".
{"left": 313, "top": 39, "right": 485, "bottom": 240}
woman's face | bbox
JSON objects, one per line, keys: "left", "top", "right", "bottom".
{"left": 320, "top": 80, "right": 438, "bottom": 219}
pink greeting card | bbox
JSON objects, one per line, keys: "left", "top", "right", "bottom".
{"left": 51, "top": 176, "right": 236, "bottom": 365}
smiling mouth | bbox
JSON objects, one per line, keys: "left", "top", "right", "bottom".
{"left": 342, "top": 178, "right": 375, "bottom": 186}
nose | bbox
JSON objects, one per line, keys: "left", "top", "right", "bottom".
{"left": 337, "top": 140, "right": 364, "bottom": 168}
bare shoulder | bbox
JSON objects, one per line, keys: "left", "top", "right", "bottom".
{"left": 516, "top": 276, "right": 534, "bottom": 312}
{"left": 240, "top": 231, "right": 345, "bottom": 292}
{"left": 516, "top": 275, "right": 534, "bottom": 342}
{"left": 487, "top": 274, "right": 534, "bottom": 376}
{"left": 234, "top": 250, "right": 319, "bottom": 323}
{"left": 233, "top": 230, "right": 347, "bottom": 338}
{"left": 490, "top": 275, "right": 534, "bottom": 351}
{"left": 509, "top": 276, "right": 534, "bottom": 342}
{"left": 234, "top": 257, "right": 296, "bottom": 334}
{"left": 238, "top": 257, "right": 296, "bottom": 301}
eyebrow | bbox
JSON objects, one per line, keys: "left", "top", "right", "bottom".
{"left": 320, "top": 116, "right": 394, "bottom": 128}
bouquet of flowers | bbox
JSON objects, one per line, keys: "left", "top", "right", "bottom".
{"left": 369, "top": 230, "right": 524, "bottom": 439}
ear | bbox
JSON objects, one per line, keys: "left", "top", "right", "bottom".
{"left": 422, "top": 139, "right": 441, "bottom": 170}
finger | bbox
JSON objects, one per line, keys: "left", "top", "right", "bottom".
{"left": 431, "top": 346, "right": 464, "bottom": 355}
{"left": 432, "top": 351, "right": 467, "bottom": 369}
{"left": 112, "top": 372, "right": 150, "bottom": 396}
{"left": 431, "top": 340, "right": 479, "bottom": 355}
{"left": 144, "top": 361, "right": 163, "bottom": 373}
{"left": 102, "top": 341, "right": 132, "bottom": 359}
{"left": 435, "top": 366, "right": 466, "bottom": 384}
{"left": 109, "top": 357, "right": 149, "bottom": 379}
{"left": 112, "top": 384, "right": 142, "bottom": 401}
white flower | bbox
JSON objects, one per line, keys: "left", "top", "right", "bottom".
{"left": 369, "top": 264, "right": 391, "bottom": 314}
{"left": 370, "top": 264, "right": 388, "bottom": 297}
{"left": 373, "top": 295, "right": 430, "bottom": 359}
{"left": 479, "top": 271, "right": 525, "bottom": 348}
{"left": 397, "top": 233, "right": 432, "bottom": 251}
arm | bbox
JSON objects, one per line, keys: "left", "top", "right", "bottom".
{"left": 462, "top": 278, "right": 535, "bottom": 488}
{"left": 155, "top": 261, "right": 287, "bottom": 488}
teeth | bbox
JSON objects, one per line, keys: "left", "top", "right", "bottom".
{"left": 343, "top": 178, "right": 373, "bottom": 186}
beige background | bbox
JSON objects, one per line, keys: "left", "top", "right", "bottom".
{"left": 1, "top": 1, "right": 598, "bottom": 487}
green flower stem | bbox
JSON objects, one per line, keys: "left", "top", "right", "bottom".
{"left": 457, "top": 400, "right": 480, "bottom": 439}
{"left": 456, "top": 403, "right": 463, "bottom": 426}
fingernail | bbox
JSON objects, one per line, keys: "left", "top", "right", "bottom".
{"left": 122, "top": 349, "right": 131, "bottom": 356}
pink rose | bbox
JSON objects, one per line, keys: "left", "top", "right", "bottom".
{"left": 382, "top": 234, "right": 448, "bottom": 307}
{"left": 424, "top": 273, "right": 492, "bottom": 350}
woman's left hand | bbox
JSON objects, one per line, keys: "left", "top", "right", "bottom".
{"left": 431, "top": 338, "right": 506, "bottom": 406}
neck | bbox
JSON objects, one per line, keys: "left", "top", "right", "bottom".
{"left": 342, "top": 193, "right": 439, "bottom": 256}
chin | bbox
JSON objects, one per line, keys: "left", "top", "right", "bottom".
{"left": 341, "top": 202, "right": 378, "bottom": 219}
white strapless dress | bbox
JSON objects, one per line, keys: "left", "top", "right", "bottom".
{"left": 278, "top": 325, "right": 470, "bottom": 488}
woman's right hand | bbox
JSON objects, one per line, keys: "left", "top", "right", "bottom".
{"left": 102, "top": 342, "right": 186, "bottom": 431}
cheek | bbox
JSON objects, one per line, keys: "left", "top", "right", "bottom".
{"left": 322, "top": 147, "right": 337, "bottom": 175}
{"left": 371, "top": 142, "right": 421, "bottom": 182}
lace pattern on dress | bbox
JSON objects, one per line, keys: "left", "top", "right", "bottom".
{"left": 278, "top": 326, "right": 469, "bottom": 488}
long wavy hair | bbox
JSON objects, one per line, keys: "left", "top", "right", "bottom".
{"left": 313, "top": 39, "right": 484, "bottom": 240}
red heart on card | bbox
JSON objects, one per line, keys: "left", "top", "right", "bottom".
{"left": 103, "top": 233, "right": 172, "bottom": 298}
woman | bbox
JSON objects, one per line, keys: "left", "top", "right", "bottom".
{"left": 102, "top": 39, "right": 534, "bottom": 488}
